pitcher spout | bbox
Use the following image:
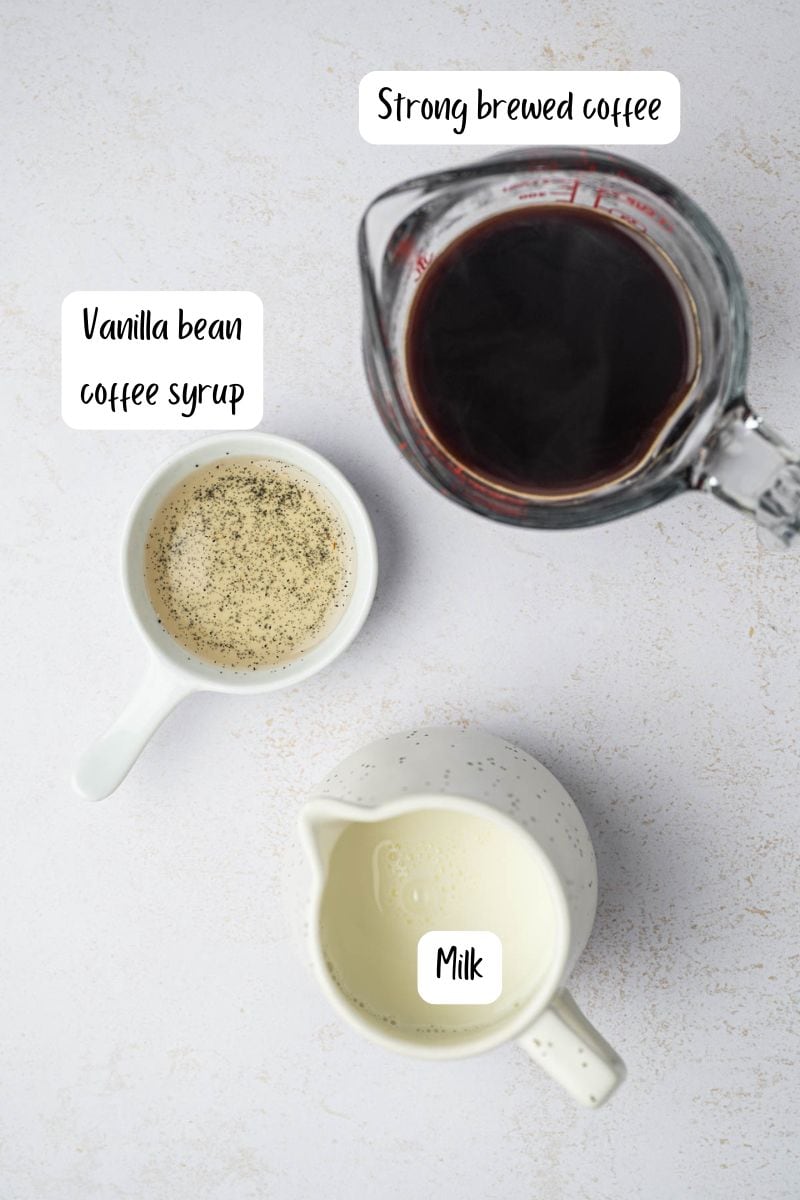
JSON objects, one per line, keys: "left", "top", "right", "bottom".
{"left": 298, "top": 798, "right": 366, "bottom": 879}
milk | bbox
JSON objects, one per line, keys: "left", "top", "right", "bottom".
{"left": 319, "top": 807, "right": 558, "bottom": 1040}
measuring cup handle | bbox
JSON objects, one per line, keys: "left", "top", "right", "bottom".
{"left": 518, "top": 988, "right": 626, "bottom": 1108}
{"left": 72, "top": 657, "right": 193, "bottom": 801}
{"left": 692, "top": 399, "right": 800, "bottom": 549}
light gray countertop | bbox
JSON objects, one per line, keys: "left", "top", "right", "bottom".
{"left": 2, "top": 0, "right": 799, "bottom": 1196}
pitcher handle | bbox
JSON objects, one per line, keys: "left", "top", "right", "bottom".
{"left": 692, "top": 399, "right": 800, "bottom": 549}
{"left": 518, "top": 988, "right": 626, "bottom": 1108}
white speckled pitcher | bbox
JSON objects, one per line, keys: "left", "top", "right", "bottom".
{"left": 299, "top": 727, "right": 625, "bottom": 1108}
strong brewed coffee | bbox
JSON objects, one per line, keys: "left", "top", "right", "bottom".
{"left": 405, "top": 206, "right": 698, "bottom": 498}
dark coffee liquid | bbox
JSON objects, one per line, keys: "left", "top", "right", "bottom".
{"left": 405, "top": 206, "right": 696, "bottom": 497}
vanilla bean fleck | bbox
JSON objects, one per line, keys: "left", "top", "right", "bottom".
{"left": 144, "top": 456, "right": 352, "bottom": 669}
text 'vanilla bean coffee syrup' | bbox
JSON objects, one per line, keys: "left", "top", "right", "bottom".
{"left": 404, "top": 206, "right": 699, "bottom": 498}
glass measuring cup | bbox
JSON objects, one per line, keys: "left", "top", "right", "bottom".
{"left": 359, "top": 147, "right": 800, "bottom": 548}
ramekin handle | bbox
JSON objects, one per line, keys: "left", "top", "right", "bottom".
{"left": 72, "top": 657, "right": 193, "bottom": 801}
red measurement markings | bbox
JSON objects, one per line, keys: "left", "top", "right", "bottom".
{"left": 502, "top": 178, "right": 548, "bottom": 192}
{"left": 589, "top": 187, "right": 643, "bottom": 231}
{"left": 389, "top": 237, "right": 434, "bottom": 280}
{"left": 503, "top": 177, "right": 580, "bottom": 204}
{"left": 391, "top": 235, "right": 416, "bottom": 263}
{"left": 589, "top": 186, "right": 674, "bottom": 235}
{"left": 621, "top": 194, "right": 675, "bottom": 233}
{"left": 590, "top": 185, "right": 623, "bottom": 210}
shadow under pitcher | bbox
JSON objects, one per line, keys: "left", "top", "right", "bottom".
{"left": 360, "top": 147, "right": 800, "bottom": 549}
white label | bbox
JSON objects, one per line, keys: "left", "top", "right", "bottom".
{"left": 61, "top": 290, "right": 264, "bottom": 430}
{"left": 417, "top": 931, "right": 502, "bottom": 1006}
{"left": 359, "top": 71, "right": 679, "bottom": 145}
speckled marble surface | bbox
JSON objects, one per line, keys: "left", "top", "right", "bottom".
{"left": 2, "top": 1, "right": 799, "bottom": 1196}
